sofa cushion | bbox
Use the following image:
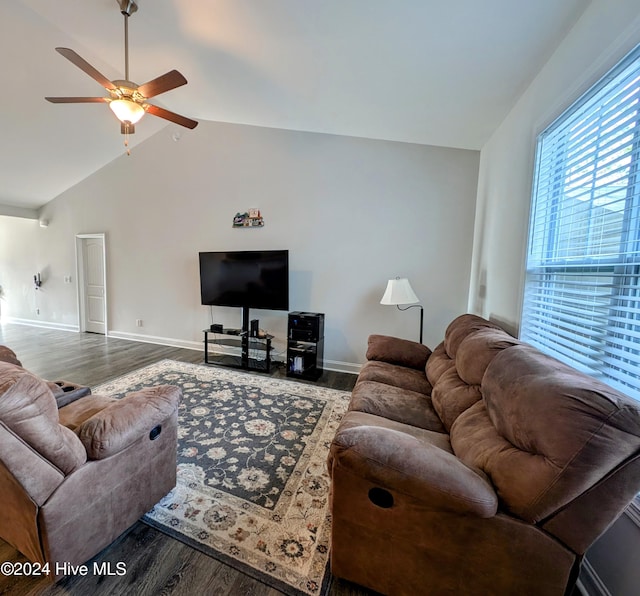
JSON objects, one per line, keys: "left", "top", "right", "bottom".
{"left": 358, "top": 360, "right": 432, "bottom": 395}
{"left": 455, "top": 327, "right": 521, "bottom": 386}
{"left": 0, "top": 362, "right": 86, "bottom": 474}
{"left": 451, "top": 344, "right": 640, "bottom": 523}
{"left": 425, "top": 342, "right": 456, "bottom": 387}
{"left": 425, "top": 314, "right": 503, "bottom": 396}
{"left": 366, "top": 335, "right": 431, "bottom": 370}
{"left": 443, "top": 314, "right": 501, "bottom": 359}
{"left": 428, "top": 328, "right": 519, "bottom": 431}
{"left": 431, "top": 368, "right": 482, "bottom": 431}
{"left": 349, "top": 380, "right": 445, "bottom": 432}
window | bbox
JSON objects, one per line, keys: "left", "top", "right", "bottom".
{"left": 521, "top": 45, "right": 640, "bottom": 401}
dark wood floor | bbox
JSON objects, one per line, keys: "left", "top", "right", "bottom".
{"left": 0, "top": 323, "right": 370, "bottom": 596}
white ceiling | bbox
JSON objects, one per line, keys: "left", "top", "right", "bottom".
{"left": 3, "top": 0, "right": 590, "bottom": 210}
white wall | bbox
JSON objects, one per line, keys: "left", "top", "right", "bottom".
{"left": 0, "top": 120, "right": 479, "bottom": 370}
{"left": 469, "top": 1, "right": 640, "bottom": 593}
{"left": 469, "top": 0, "right": 640, "bottom": 332}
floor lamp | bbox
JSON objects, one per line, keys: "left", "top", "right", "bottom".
{"left": 380, "top": 277, "right": 424, "bottom": 343}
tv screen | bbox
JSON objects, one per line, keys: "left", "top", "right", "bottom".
{"left": 199, "top": 250, "right": 289, "bottom": 311}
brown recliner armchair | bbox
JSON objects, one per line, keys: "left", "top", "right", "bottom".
{"left": 0, "top": 347, "right": 181, "bottom": 580}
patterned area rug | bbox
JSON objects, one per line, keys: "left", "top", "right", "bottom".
{"left": 93, "top": 360, "right": 350, "bottom": 596}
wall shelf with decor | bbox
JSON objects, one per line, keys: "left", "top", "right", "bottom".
{"left": 233, "top": 208, "right": 264, "bottom": 228}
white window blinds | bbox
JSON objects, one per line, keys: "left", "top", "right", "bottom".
{"left": 521, "top": 45, "right": 640, "bottom": 401}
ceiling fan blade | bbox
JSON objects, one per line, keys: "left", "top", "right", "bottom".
{"left": 137, "top": 70, "right": 187, "bottom": 99}
{"left": 55, "top": 47, "right": 116, "bottom": 91}
{"left": 45, "top": 97, "right": 109, "bottom": 103}
{"left": 145, "top": 104, "right": 198, "bottom": 129}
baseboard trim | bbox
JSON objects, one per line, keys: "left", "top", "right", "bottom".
{"left": 3, "top": 317, "right": 79, "bottom": 333}
{"left": 323, "top": 359, "right": 362, "bottom": 375}
{"left": 107, "top": 330, "right": 203, "bottom": 352}
{"left": 4, "top": 323, "right": 362, "bottom": 375}
{"left": 107, "top": 331, "right": 361, "bottom": 374}
{"left": 578, "top": 557, "right": 611, "bottom": 596}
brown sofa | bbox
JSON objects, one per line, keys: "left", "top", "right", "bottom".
{"left": 328, "top": 314, "right": 640, "bottom": 595}
{"left": 0, "top": 346, "right": 181, "bottom": 580}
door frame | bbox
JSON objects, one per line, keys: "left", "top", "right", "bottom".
{"left": 75, "top": 233, "right": 108, "bottom": 335}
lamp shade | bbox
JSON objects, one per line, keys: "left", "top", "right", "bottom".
{"left": 380, "top": 278, "right": 420, "bottom": 305}
{"left": 109, "top": 99, "right": 145, "bottom": 124}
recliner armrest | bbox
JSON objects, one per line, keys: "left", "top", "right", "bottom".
{"left": 329, "top": 425, "right": 497, "bottom": 517}
{"left": 0, "top": 345, "right": 22, "bottom": 367}
{"left": 47, "top": 380, "right": 92, "bottom": 408}
{"left": 76, "top": 385, "right": 181, "bottom": 459}
{"left": 366, "top": 334, "right": 431, "bottom": 370}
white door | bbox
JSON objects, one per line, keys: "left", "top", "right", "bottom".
{"left": 78, "top": 235, "right": 106, "bottom": 334}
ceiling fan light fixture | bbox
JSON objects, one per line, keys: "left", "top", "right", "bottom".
{"left": 109, "top": 99, "right": 145, "bottom": 124}
{"left": 45, "top": 0, "right": 198, "bottom": 144}
{"left": 109, "top": 98, "right": 145, "bottom": 124}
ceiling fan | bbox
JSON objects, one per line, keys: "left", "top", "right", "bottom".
{"left": 45, "top": 0, "right": 198, "bottom": 150}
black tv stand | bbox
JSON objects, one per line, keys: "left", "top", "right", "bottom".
{"left": 240, "top": 306, "right": 250, "bottom": 369}
{"left": 203, "top": 307, "right": 274, "bottom": 373}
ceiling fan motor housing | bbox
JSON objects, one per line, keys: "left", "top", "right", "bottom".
{"left": 111, "top": 80, "right": 143, "bottom": 100}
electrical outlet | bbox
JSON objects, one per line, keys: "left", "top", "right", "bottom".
{"left": 136, "top": 319, "right": 143, "bottom": 327}
{"left": 36, "top": 308, "right": 40, "bottom": 315}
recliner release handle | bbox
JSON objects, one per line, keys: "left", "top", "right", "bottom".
{"left": 368, "top": 487, "right": 394, "bottom": 508}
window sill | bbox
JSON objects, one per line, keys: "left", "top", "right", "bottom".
{"left": 626, "top": 497, "right": 640, "bottom": 528}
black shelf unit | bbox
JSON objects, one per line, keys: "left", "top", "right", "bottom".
{"left": 286, "top": 312, "right": 324, "bottom": 380}
{"left": 203, "top": 313, "right": 274, "bottom": 373}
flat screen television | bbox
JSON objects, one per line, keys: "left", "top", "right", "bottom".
{"left": 199, "top": 250, "right": 289, "bottom": 311}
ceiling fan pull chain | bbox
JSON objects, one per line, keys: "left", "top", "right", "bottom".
{"left": 124, "top": 130, "right": 131, "bottom": 156}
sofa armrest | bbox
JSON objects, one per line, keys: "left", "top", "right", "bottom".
{"left": 330, "top": 425, "right": 497, "bottom": 517}
{"left": 366, "top": 334, "right": 431, "bottom": 370}
{"left": 76, "top": 385, "right": 181, "bottom": 459}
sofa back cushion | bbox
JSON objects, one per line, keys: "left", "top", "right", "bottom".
{"left": 0, "top": 422, "right": 64, "bottom": 504}
{"left": 430, "top": 327, "right": 520, "bottom": 431}
{"left": 431, "top": 368, "right": 482, "bottom": 431}
{"left": 426, "top": 315, "right": 503, "bottom": 389}
{"left": 450, "top": 344, "right": 640, "bottom": 523}
{"left": 0, "top": 362, "right": 86, "bottom": 474}
{"left": 455, "top": 328, "right": 521, "bottom": 386}
{"left": 425, "top": 342, "right": 455, "bottom": 387}
{"left": 442, "top": 314, "right": 502, "bottom": 359}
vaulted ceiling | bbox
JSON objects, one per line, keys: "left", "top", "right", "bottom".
{"left": 3, "top": 0, "right": 590, "bottom": 211}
